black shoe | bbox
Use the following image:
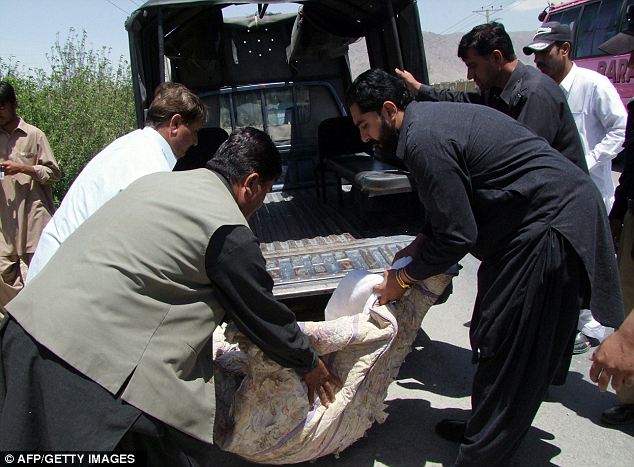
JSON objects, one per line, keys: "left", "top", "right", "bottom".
{"left": 435, "top": 419, "right": 467, "bottom": 443}
{"left": 601, "top": 404, "right": 634, "bottom": 426}
{"left": 573, "top": 332, "right": 597, "bottom": 355}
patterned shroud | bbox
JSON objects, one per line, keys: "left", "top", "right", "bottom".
{"left": 213, "top": 273, "right": 452, "bottom": 464}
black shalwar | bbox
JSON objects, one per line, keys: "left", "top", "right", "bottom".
{"left": 397, "top": 101, "right": 623, "bottom": 466}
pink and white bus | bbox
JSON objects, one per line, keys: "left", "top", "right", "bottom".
{"left": 540, "top": 0, "right": 634, "bottom": 103}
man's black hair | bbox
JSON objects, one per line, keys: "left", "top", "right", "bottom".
{"left": 0, "top": 81, "right": 17, "bottom": 105}
{"left": 458, "top": 22, "right": 517, "bottom": 61}
{"left": 346, "top": 69, "right": 413, "bottom": 114}
{"left": 206, "top": 127, "right": 282, "bottom": 183}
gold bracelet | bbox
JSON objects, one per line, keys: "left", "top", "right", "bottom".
{"left": 400, "top": 268, "right": 417, "bottom": 284}
{"left": 395, "top": 268, "right": 411, "bottom": 289}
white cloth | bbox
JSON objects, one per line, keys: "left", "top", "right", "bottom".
{"left": 213, "top": 272, "right": 452, "bottom": 464}
{"left": 26, "top": 127, "right": 177, "bottom": 283}
{"left": 324, "top": 256, "right": 414, "bottom": 320}
{"left": 578, "top": 308, "right": 614, "bottom": 342}
{"left": 324, "top": 270, "right": 383, "bottom": 320}
{"left": 559, "top": 63, "right": 626, "bottom": 211}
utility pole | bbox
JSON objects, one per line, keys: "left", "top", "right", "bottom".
{"left": 473, "top": 5, "right": 503, "bottom": 23}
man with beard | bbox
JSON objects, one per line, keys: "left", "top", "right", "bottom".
{"left": 346, "top": 69, "right": 623, "bottom": 466}
{"left": 395, "top": 21, "right": 587, "bottom": 173}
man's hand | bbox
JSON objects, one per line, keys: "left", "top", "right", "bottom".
{"left": 393, "top": 233, "right": 427, "bottom": 264}
{"left": 303, "top": 358, "right": 341, "bottom": 407}
{"left": 373, "top": 269, "right": 407, "bottom": 305}
{"left": 395, "top": 68, "right": 422, "bottom": 95}
{"left": 589, "top": 319, "right": 634, "bottom": 392}
{"left": 1, "top": 160, "right": 34, "bottom": 176}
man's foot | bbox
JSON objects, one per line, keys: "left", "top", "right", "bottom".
{"left": 601, "top": 404, "right": 634, "bottom": 426}
{"left": 435, "top": 419, "right": 467, "bottom": 443}
{"left": 573, "top": 332, "right": 598, "bottom": 354}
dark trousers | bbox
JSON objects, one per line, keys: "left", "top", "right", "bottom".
{"left": 0, "top": 317, "right": 213, "bottom": 466}
{"left": 115, "top": 413, "right": 214, "bottom": 467}
{"left": 456, "top": 230, "right": 586, "bottom": 466}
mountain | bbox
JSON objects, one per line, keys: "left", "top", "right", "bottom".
{"left": 349, "top": 31, "right": 537, "bottom": 84}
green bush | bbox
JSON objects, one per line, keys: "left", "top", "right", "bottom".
{"left": 1, "top": 29, "right": 135, "bottom": 204}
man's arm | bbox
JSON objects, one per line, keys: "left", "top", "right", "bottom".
{"left": 206, "top": 224, "right": 339, "bottom": 405}
{"left": 206, "top": 224, "right": 318, "bottom": 372}
{"left": 374, "top": 125, "right": 475, "bottom": 305}
{"left": 586, "top": 81, "right": 627, "bottom": 171}
{"left": 395, "top": 68, "right": 484, "bottom": 104}
{"left": 400, "top": 126, "right": 477, "bottom": 281}
{"left": 2, "top": 129, "right": 61, "bottom": 184}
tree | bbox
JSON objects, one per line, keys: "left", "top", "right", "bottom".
{"left": 1, "top": 29, "right": 135, "bottom": 204}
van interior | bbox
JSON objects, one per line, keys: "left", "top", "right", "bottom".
{"left": 126, "top": 0, "right": 430, "bottom": 310}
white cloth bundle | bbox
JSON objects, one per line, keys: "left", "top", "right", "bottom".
{"left": 213, "top": 264, "right": 449, "bottom": 464}
{"left": 324, "top": 256, "right": 413, "bottom": 321}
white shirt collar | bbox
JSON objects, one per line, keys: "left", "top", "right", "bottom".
{"left": 142, "top": 126, "right": 177, "bottom": 169}
{"left": 559, "top": 62, "right": 578, "bottom": 96}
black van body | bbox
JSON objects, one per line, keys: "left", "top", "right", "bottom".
{"left": 125, "top": 0, "right": 429, "bottom": 300}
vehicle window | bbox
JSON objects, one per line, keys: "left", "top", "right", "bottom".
{"left": 576, "top": 3, "right": 601, "bottom": 58}
{"left": 291, "top": 84, "right": 341, "bottom": 149}
{"left": 548, "top": 12, "right": 563, "bottom": 23}
{"left": 219, "top": 93, "right": 233, "bottom": 136}
{"left": 547, "top": 6, "right": 582, "bottom": 55}
{"left": 576, "top": 0, "right": 622, "bottom": 58}
{"left": 559, "top": 6, "right": 582, "bottom": 26}
{"left": 234, "top": 90, "right": 264, "bottom": 130}
{"left": 623, "top": 0, "right": 634, "bottom": 30}
{"left": 266, "top": 88, "right": 293, "bottom": 146}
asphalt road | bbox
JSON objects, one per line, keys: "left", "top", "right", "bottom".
{"left": 209, "top": 251, "right": 634, "bottom": 467}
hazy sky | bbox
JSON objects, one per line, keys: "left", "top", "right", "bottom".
{"left": 0, "top": 0, "right": 549, "bottom": 71}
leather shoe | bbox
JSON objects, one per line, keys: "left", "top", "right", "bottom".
{"left": 601, "top": 404, "right": 634, "bottom": 426}
{"left": 573, "top": 332, "right": 597, "bottom": 355}
{"left": 435, "top": 419, "right": 467, "bottom": 443}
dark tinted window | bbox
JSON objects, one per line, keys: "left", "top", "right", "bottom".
{"left": 547, "top": 11, "right": 563, "bottom": 23}
{"left": 623, "top": 0, "right": 634, "bottom": 30}
{"left": 559, "top": 6, "right": 582, "bottom": 25}
{"left": 576, "top": 0, "right": 623, "bottom": 58}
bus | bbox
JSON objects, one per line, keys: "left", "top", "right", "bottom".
{"left": 540, "top": 0, "right": 634, "bottom": 103}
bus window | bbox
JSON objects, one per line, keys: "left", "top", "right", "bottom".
{"left": 622, "top": 0, "right": 634, "bottom": 29}
{"left": 576, "top": 0, "right": 622, "bottom": 58}
{"left": 548, "top": 6, "right": 582, "bottom": 28}
{"left": 576, "top": 2, "right": 602, "bottom": 58}
{"left": 544, "top": 0, "right": 634, "bottom": 104}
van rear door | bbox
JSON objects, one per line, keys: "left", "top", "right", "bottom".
{"left": 125, "top": 1, "right": 429, "bottom": 298}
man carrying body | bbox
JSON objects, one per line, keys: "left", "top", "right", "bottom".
{"left": 0, "top": 81, "right": 61, "bottom": 306}
{"left": 26, "top": 82, "right": 205, "bottom": 283}
{"left": 0, "top": 128, "right": 338, "bottom": 463}
{"left": 346, "top": 69, "right": 622, "bottom": 466}
{"left": 395, "top": 21, "right": 587, "bottom": 173}
{"left": 524, "top": 22, "right": 627, "bottom": 354}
